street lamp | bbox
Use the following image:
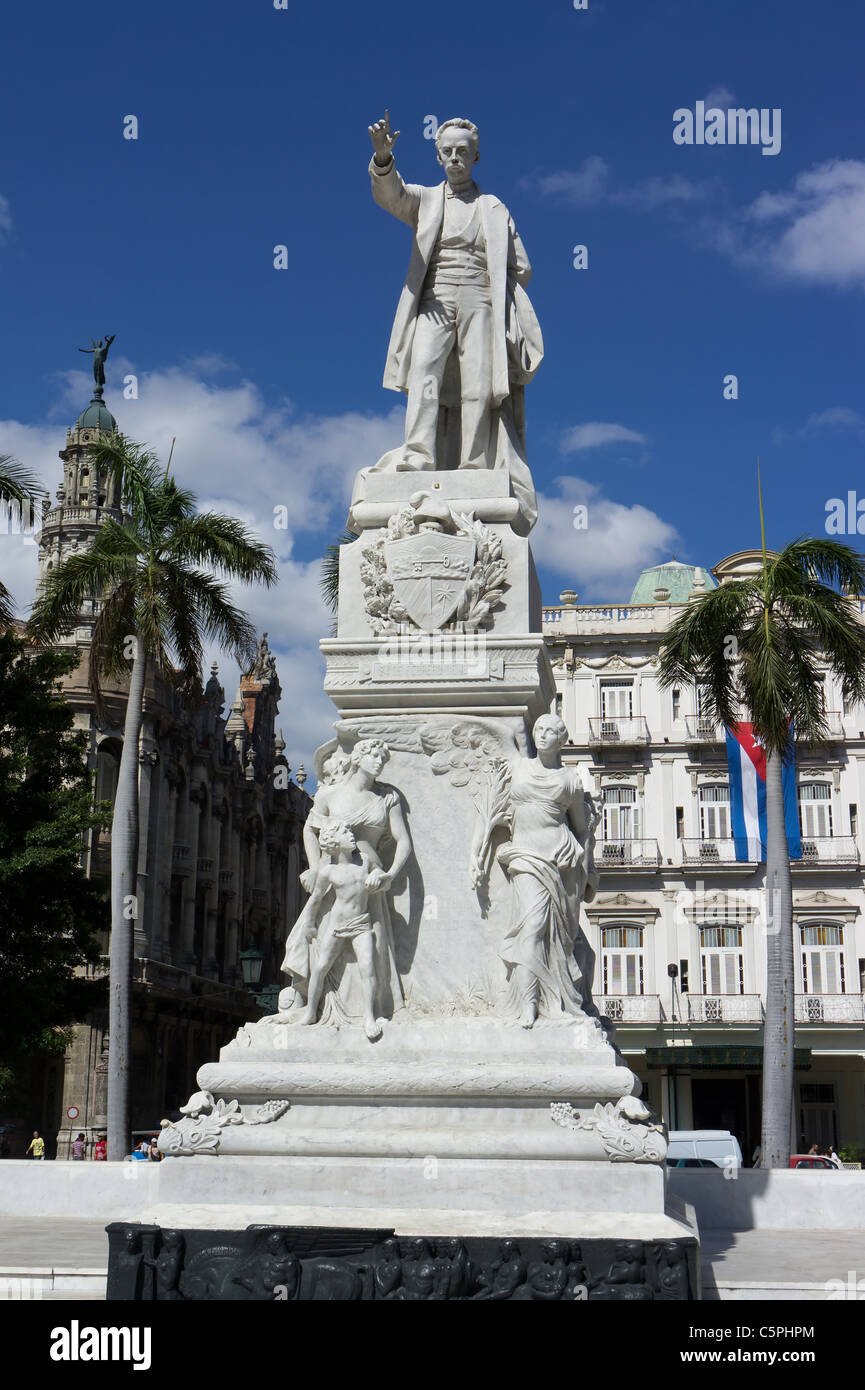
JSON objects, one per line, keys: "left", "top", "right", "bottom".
{"left": 239, "top": 947, "right": 264, "bottom": 988}
{"left": 238, "top": 946, "right": 280, "bottom": 1015}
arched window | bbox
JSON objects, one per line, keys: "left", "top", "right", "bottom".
{"left": 94, "top": 743, "right": 120, "bottom": 807}
{"left": 601, "top": 925, "right": 644, "bottom": 997}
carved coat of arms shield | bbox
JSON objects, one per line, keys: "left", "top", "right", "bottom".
{"left": 384, "top": 531, "right": 476, "bottom": 631}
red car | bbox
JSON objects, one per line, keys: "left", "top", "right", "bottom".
{"left": 789, "top": 1154, "right": 837, "bottom": 1169}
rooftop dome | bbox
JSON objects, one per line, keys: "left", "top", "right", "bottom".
{"left": 629, "top": 559, "right": 717, "bottom": 605}
{"left": 76, "top": 389, "right": 117, "bottom": 433}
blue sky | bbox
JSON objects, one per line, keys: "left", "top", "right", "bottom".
{"left": 2, "top": 0, "right": 865, "bottom": 762}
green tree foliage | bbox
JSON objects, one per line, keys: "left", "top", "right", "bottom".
{"left": 0, "top": 632, "right": 107, "bottom": 1098}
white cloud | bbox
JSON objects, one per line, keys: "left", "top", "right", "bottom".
{"left": 534, "top": 475, "right": 680, "bottom": 599}
{"left": 802, "top": 407, "right": 864, "bottom": 432}
{"left": 526, "top": 158, "right": 713, "bottom": 211}
{"left": 531, "top": 156, "right": 611, "bottom": 204}
{"left": 772, "top": 405, "right": 865, "bottom": 445}
{"left": 561, "top": 422, "right": 647, "bottom": 453}
{"left": 727, "top": 159, "right": 865, "bottom": 290}
{"left": 612, "top": 174, "right": 711, "bottom": 211}
{"left": 703, "top": 86, "right": 737, "bottom": 110}
{"left": 0, "top": 195, "right": 11, "bottom": 241}
{"left": 1, "top": 363, "right": 405, "bottom": 767}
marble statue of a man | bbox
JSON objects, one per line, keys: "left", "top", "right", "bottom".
{"left": 359, "top": 112, "right": 543, "bottom": 534}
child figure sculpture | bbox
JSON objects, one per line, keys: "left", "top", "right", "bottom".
{"left": 293, "top": 819, "right": 388, "bottom": 1041}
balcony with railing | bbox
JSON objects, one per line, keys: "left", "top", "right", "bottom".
{"left": 196, "top": 856, "right": 215, "bottom": 882}
{"left": 792, "top": 837, "right": 859, "bottom": 868}
{"left": 795, "top": 993, "right": 865, "bottom": 1023}
{"left": 597, "top": 839, "right": 661, "bottom": 870}
{"left": 542, "top": 604, "right": 672, "bottom": 635}
{"left": 684, "top": 715, "right": 721, "bottom": 743}
{"left": 596, "top": 994, "right": 664, "bottom": 1023}
{"left": 680, "top": 838, "right": 759, "bottom": 868}
{"left": 687, "top": 994, "right": 764, "bottom": 1023}
{"left": 588, "top": 716, "right": 650, "bottom": 747}
{"left": 172, "top": 844, "right": 192, "bottom": 875}
{"left": 82, "top": 955, "right": 255, "bottom": 1010}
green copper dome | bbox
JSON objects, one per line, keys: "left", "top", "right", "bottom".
{"left": 76, "top": 391, "right": 117, "bottom": 432}
{"left": 629, "top": 559, "right": 716, "bottom": 604}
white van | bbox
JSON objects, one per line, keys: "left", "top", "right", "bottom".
{"left": 666, "top": 1130, "right": 743, "bottom": 1170}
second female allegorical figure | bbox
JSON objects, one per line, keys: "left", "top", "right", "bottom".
{"left": 471, "top": 713, "right": 601, "bottom": 1029}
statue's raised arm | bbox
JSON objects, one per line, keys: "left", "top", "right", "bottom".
{"left": 368, "top": 109, "right": 400, "bottom": 167}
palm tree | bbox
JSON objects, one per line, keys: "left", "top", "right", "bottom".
{"left": 28, "top": 434, "right": 277, "bottom": 1158}
{"left": 321, "top": 532, "right": 357, "bottom": 612}
{"left": 658, "top": 536, "right": 865, "bottom": 1168}
{"left": 0, "top": 455, "right": 44, "bottom": 627}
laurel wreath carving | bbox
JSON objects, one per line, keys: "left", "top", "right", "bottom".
{"left": 360, "top": 507, "right": 508, "bottom": 635}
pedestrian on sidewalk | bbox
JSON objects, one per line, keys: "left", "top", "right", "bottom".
{"left": 93, "top": 1133, "right": 107, "bottom": 1161}
{"left": 71, "top": 1132, "right": 86, "bottom": 1160}
{"left": 25, "top": 1131, "right": 45, "bottom": 1160}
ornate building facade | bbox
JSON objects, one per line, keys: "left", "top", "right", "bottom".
{"left": 544, "top": 554, "right": 865, "bottom": 1159}
{"left": 33, "top": 375, "right": 311, "bottom": 1156}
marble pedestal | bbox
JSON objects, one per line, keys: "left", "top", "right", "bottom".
{"left": 151, "top": 469, "right": 699, "bottom": 1293}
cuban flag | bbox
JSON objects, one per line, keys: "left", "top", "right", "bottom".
{"left": 725, "top": 723, "right": 802, "bottom": 862}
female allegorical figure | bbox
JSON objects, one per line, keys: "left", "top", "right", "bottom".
{"left": 472, "top": 713, "right": 600, "bottom": 1029}
{"left": 280, "top": 738, "right": 412, "bottom": 1032}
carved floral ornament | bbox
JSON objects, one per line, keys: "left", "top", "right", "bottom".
{"left": 158, "top": 1091, "right": 290, "bottom": 1157}
{"left": 550, "top": 1097, "right": 666, "bottom": 1164}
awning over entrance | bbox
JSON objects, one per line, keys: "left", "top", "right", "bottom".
{"left": 646, "top": 1047, "right": 812, "bottom": 1069}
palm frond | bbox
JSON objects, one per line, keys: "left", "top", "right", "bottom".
{"left": 772, "top": 536, "right": 865, "bottom": 597}
{"left": 85, "top": 434, "right": 163, "bottom": 521}
{"left": 161, "top": 513, "right": 278, "bottom": 586}
{"left": 0, "top": 454, "right": 44, "bottom": 505}
{"left": 0, "top": 580, "right": 17, "bottom": 629}
{"left": 27, "top": 524, "right": 141, "bottom": 642}
{"left": 659, "top": 535, "right": 865, "bottom": 756}
{"left": 158, "top": 566, "right": 258, "bottom": 673}
{"left": 321, "top": 532, "right": 356, "bottom": 613}
{"left": 88, "top": 579, "right": 139, "bottom": 711}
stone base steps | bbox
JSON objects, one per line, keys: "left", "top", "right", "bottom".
{"left": 0, "top": 1268, "right": 107, "bottom": 1300}
{"left": 706, "top": 1280, "right": 843, "bottom": 1301}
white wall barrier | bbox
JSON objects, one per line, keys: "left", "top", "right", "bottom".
{"left": 667, "top": 1167, "right": 865, "bottom": 1231}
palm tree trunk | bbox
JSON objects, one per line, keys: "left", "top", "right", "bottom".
{"left": 107, "top": 640, "right": 146, "bottom": 1161}
{"left": 761, "top": 747, "right": 795, "bottom": 1168}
